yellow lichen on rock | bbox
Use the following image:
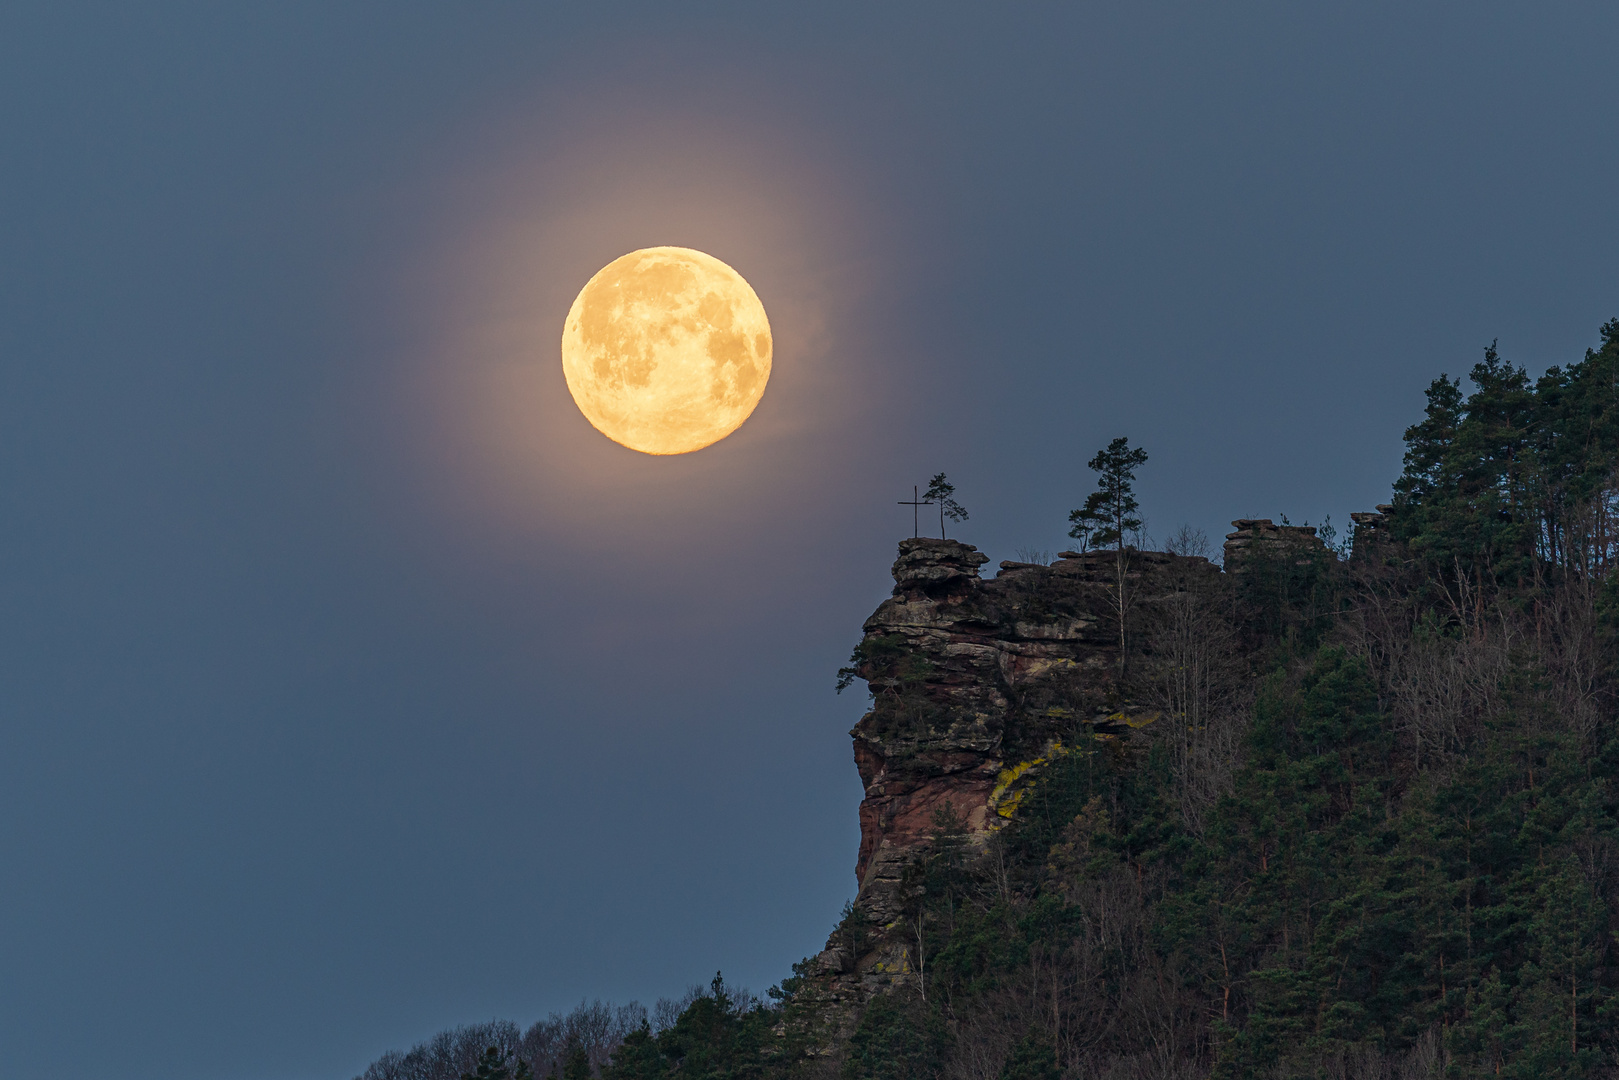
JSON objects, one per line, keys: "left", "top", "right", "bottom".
{"left": 990, "top": 741, "right": 1074, "bottom": 820}
{"left": 1108, "top": 710, "right": 1161, "bottom": 729}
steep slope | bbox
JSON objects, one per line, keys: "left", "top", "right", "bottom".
{"left": 807, "top": 525, "right": 1323, "bottom": 1010}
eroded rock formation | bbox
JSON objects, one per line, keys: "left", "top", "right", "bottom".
{"left": 1222, "top": 518, "right": 1329, "bottom": 568}
{"left": 807, "top": 537, "right": 1216, "bottom": 1008}
{"left": 808, "top": 521, "right": 1345, "bottom": 1014}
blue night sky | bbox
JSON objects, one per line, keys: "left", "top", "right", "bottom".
{"left": 2, "top": 4, "right": 1617, "bottom": 1077}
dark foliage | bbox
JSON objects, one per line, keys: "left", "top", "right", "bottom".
{"left": 842, "top": 992, "right": 950, "bottom": 1080}
{"left": 602, "top": 974, "right": 785, "bottom": 1080}
{"left": 926, "top": 474, "right": 969, "bottom": 540}
{"left": 1068, "top": 437, "right": 1148, "bottom": 553}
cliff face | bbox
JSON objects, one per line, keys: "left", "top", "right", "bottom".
{"left": 808, "top": 538, "right": 1206, "bottom": 1004}
{"left": 848, "top": 541, "right": 1184, "bottom": 897}
{"left": 808, "top": 523, "right": 1332, "bottom": 1010}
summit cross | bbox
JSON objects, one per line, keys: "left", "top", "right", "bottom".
{"left": 897, "top": 485, "right": 934, "bottom": 538}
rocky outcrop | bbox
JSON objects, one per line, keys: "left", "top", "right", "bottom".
{"left": 1222, "top": 518, "right": 1330, "bottom": 569}
{"left": 806, "top": 538, "right": 1215, "bottom": 1009}
{"left": 802, "top": 514, "right": 1394, "bottom": 1025}
{"left": 1350, "top": 504, "right": 1394, "bottom": 560}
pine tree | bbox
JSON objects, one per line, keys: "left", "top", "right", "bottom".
{"left": 924, "top": 474, "right": 968, "bottom": 539}
{"left": 562, "top": 1046, "right": 591, "bottom": 1080}
{"left": 600, "top": 1025, "right": 665, "bottom": 1080}
{"left": 1068, "top": 438, "right": 1147, "bottom": 553}
{"left": 1391, "top": 342, "right": 1539, "bottom": 596}
{"left": 1068, "top": 437, "right": 1148, "bottom": 671}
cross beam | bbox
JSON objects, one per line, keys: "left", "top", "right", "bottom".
{"left": 897, "top": 485, "right": 934, "bottom": 538}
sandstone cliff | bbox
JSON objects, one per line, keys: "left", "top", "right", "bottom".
{"left": 808, "top": 522, "right": 1333, "bottom": 1012}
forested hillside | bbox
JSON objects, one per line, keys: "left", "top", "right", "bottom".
{"left": 360, "top": 319, "right": 1619, "bottom": 1080}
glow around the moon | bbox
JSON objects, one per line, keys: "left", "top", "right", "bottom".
{"left": 561, "top": 247, "right": 772, "bottom": 455}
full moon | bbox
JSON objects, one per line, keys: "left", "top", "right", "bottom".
{"left": 560, "top": 246, "right": 773, "bottom": 455}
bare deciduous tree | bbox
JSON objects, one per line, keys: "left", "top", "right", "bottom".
{"left": 358, "top": 1001, "right": 649, "bottom": 1080}
{"left": 1142, "top": 526, "right": 1250, "bottom": 834}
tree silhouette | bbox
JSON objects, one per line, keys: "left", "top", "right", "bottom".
{"left": 1069, "top": 437, "right": 1148, "bottom": 671}
{"left": 925, "top": 473, "right": 968, "bottom": 539}
{"left": 1067, "top": 438, "right": 1147, "bottom": 553}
